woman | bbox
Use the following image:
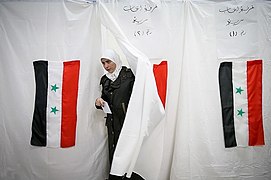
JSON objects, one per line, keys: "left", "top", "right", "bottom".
{"left": 95, "top": 49, "right": 144, "bottom": 180}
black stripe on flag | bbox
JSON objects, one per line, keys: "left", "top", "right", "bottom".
{"left": 31, "top": 61, "right": 48, "bottom": 146}
{"left": 218, "top": 62, "right": 237, "bottom": 148}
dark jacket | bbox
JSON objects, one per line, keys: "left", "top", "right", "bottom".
{"left": 98, "top": 66, "right": 135, "bottom": 165}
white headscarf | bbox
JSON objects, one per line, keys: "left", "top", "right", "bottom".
{"left": 101, "top": 49, "right": 122, "bottom": 81}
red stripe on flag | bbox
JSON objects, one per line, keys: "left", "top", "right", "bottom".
{"left": 247, "top": 60, "right": 264, "bottom": 146}
{"left": 61, "top": 60, "right": 80, "bottom": 148}
{"left": 153, "top": 61, "right": 168, "bottom": 108}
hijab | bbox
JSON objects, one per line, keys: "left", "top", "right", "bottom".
{"left": 101, "top": 49, "right": 122, "bottom": 82}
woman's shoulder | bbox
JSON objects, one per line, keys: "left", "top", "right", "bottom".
{"left": 100, "top": 74, "right": 109, "bottom": 85}
{"left": 121, "top": 66, "right": 134, "bottom": 77}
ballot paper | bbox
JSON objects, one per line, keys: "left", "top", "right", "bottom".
{"left": 102, "top": 101, "right": 112, "bottom": 114}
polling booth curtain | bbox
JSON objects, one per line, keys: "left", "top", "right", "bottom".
{"left": 1, "top": 0, "right": 271, "bottom": 180}
{"left": 102, "top": 1, "right": 271, "bottom": 180}
{"left": 0, "top": 1, "right": 109, "bottom": 180}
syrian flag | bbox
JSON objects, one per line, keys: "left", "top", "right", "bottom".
{"left": 31, "top": 60, "right": 80, "bottom": 148}
{"left": 219, "top": 60, "right": 265, "bottom": 148}
{"left": 153, "top": 60, "right": 168, "bottom": 108}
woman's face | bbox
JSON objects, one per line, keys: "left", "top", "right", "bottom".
{"left": 101, "top": 58, "right": 116, "bottom": 73}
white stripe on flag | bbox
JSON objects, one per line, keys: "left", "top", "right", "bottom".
{"left": 233, "top": 61, "right": 248, "bottom": 147}
{"left": 47, "top": 61, "right": 63, "bottom": 148}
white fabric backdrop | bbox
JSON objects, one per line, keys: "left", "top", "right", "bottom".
{"left": 1, "top": 0, "right": 271, "bottom": 180}
{"left": 0, "top": 2, "right": 109, "bottom": 180}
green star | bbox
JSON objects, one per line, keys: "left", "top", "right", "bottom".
{"left": 236, "top": 87, "right": 244, "bottom": 94}
{"left": 50, "top": 106, "right": 59, "bottom": 114}
{"left": 237, "top": 108, "right": 245, "bottom": 117}
{"left": 51, "top": 84, "right": 59, "bottom": 92}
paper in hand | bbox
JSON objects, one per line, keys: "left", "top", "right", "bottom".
{"left": 102, "top": 101, "right": 112, "bottom": 114}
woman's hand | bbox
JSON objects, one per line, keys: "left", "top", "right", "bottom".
{"left": 95, "top": 97, "right": 105, "bottom": 107}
